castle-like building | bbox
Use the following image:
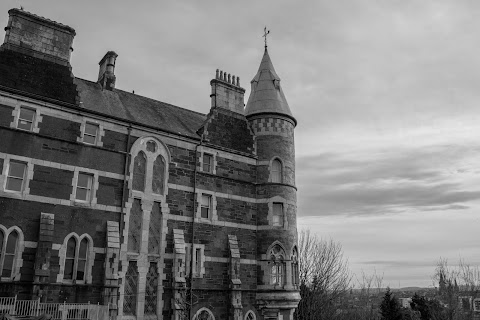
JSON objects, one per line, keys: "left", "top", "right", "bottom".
{"left": 0, "top": 8, "right": 300, "bottom": 320}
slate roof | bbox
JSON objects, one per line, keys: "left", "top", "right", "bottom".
{"left": 74, "top": 79, "right": 206, "bottom": 139}
{"left": 0, "top": 48, "right": 206, "bottom": 139}
{"left": 245, "top": 48, "right": 296, "bottom": 125}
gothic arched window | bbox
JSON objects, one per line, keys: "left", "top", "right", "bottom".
{"left": 63, "top": 236, "right": 89, "bottom": 282}
{"left": 271, "top": 159, "right": 282, "bottom": 183}
{"left": 245, "top": 310, "right": 256, "bottom": 320}
{"left": 0, "top": 230, "right": 18, "bottom": 278}
{"left": 292, "top": 246, "right": 299, "bottom": 286}
{"left": 269, "top": 244, "right": 285, "bottom": 286}
{"left": 152, "top": 155, "right": 165, "bottom": 194}
{"left": 132, "top": 151, "right": 147, "bottom": 192}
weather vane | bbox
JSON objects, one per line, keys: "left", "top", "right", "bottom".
{"left": 263, "top": 26, "right": 270, "bottom": 48}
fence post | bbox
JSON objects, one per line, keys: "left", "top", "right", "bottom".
{"left": 13, "top": 294, "right": 17, "bottom": 315}
{"left": 37, "top": 297, "right": 41, "bottom": 316}
{"left": 96, "top": 302, "right": 100, "bottom": 320}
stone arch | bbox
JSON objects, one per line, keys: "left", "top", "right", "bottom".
{"left": 0, "top": 225, "right": 24, "bottom": 281}
{"left": 193, "top": 307, "right": 215, "bottom": 320}
{"left": 129, "top": 136, "right": 171, "bottom": 197}
{"left": 269, "top": 156, "right": 284, "bottom": 183}
{"left": 57, "top": 232, "right": 94, "bottom": 283}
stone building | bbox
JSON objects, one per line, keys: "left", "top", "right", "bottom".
{"left": 0, "top": 8, "right": 300, "bottom": 320}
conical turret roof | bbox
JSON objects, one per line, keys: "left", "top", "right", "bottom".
{"left": 245, "top": 48, "right": 296, "bottom": 125}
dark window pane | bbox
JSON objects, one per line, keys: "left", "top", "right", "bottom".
{"left": 17, "top": 120, "right": 32, "bottom": 131}
{"left": 64, "top": 258, "right": 74, "bottom": 279}
{"left": 79, "top": 239, "right": 88, "bottom": 258}
{"left": 201, "top": 207, "right": 209, "bottom": 219}
{"left": 133, "top": 152, "right": 146, "bottom": 192}
{"left": 0, "top": 231, "right": 3, "bottom": 254}
{"left": 1, "top": 255, "right": 14, "bottom": 277}
{"left": 6, "top": 177, "right": 23, "bottom": 192}
{"left": 66, "top": 238, "right": 76, "bottom": 258}
{"left": 77, "top": 173, "right": 90, "bottom": 188}
{"left": 84, "top": 123, "right": 98, "bottom": 136}
{"left": 76, "top": 188, "right": 88, "bottom": 201}
{"left": 152, "top": 156, "right": 165, "bottom": 194}
{"left": 203, "top": 154, "right": 212, "bottom": 172}
{"left": 83, "top": 134, "right": 96, "bottom": 144}
{"left": 19, "top": 108, "right": 35, "bottom": 121}
{"left": 9, "top": 162, "right": 26, "bottom": 178}
{"left": 6, "top": 232, "right": 17, "bottom": 254}
{"left": 76, "top": 260, "right": 86, "bottom": 280}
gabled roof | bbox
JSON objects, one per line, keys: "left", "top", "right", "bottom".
{"left": 0, "top": 48, "right": 206, "bottom": 139}
{"left": 74, "top": 79, "right": 206, "bottom": 139}
{"left": 245, "top": 48, "right": 296, "bottom": 125}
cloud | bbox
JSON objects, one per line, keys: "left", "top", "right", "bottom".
{"left": 297, "top": 143, "right": 480, "bottom": 216}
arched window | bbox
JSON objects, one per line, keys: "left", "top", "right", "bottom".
{"left": 269, "top": 244, "right": 285, "bottom": 286}
{"left": 132, "top": 152, "right": 146, "bottom": 192}
{"left": 63, "top": 236, "right": 89, "bottom": 282}
{"left": 292, "top": 247, "right": 299, "bottom": 286}
{"left": 193, "top": 308, "right": 215, "bottom": 320}
{"left": 271, "top": 159, "right": 282, "bottom": 183}
{"left": 245, "top": 310, "right": 256, "bottom": 320}
{"left": 1, "top": 230, "right": 18, "bottom": 278}
{"left": 152, "top": 155, "right": 165, "bottom": 194}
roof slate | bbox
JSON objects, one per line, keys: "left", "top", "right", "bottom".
{"left": 0, "top": 48, "right": 206, "bottom": 139}
{"left": 74, "top": 79, "right": 206, "bottom": 139}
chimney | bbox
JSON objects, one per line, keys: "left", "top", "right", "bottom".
{"left": 98, "top": 51, "right": 118, "bottom": 91}
{"left": 210, "top": 69, "right": 245, "bottom": 114}
{"left": 2, "top": 8, "right": 76, "bottom": 65}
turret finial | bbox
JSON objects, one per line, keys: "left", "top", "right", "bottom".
{"left": 262, "top": 26, "right": 270, "bottom": 49}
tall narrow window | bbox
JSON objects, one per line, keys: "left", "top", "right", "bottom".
{"left": 83, "top": 123, "right": 99, "bottom": 145}
{"left": 123, "top": 261, "right": 138, "bottom": 316}
{"left": 269, "top": 244, "right": 285, "bottom": 287}
{"left": 6, "top": 161, "right": 26, "bottom": 192}
{"left": 64, "top": 237, "right": 76, "bottom": 280}
{"left": 200, "top": 194, "right": 211, "bottom": 219}
{"left": 77, "top": 238, "right": 88, "bottom": 281}
{"left": 1, "top": 230, "right": 18, "bottom": 278}
{"left": 148, "top": 202, "right": 162, "bottom": 254}
{"left": 63, "top": 236, "right": 89, "bottom": 282}
{"left": 203, "top": 153, "right": 213, "bottom": 173}
{"left": 272, "top": 203, "right": 283, "bottom": 227}
{"left": 17, "top": 107, "right": 35, "bottom": 131}
{"left": 76, "top": 173, "right": 93, "bottom": 202}
{"left": 144, "top": 262, "right": 158, "bottom": 316}
{"left": 292, "top": 247, "right": 299, "bottom": 286}
{"left": 132, "top": 152, "right": 146, "bottom": 192}
{"left": 152, "top": 155, "right": 165, "bottom": 194}
{"left": 128, "top": 199, "right": 142, "bottom": 253}
{"left": 271, "top": 159, "right": 282, "bottom": 183}
{"left": 195, "top": 248, "right": 201, "bottom": 276}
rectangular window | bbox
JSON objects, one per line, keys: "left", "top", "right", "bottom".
{"left": 76, "top": 173, "right": 93, "bottom": 201}
{"left": 6, "top": 161, "right": 27, "bottom": 192}
{"left": 200, "top": 194, "right": 211, "bottom": 219}
{"left": 83, "top": 123, "right": 99, "bottom": 145}
{"left": 273, "top": 203, "right": 283, "bottom": 227}
{"left": 474, "top": 299, "right": 480, "bottom": 311}
{"left": 17, "top": 107, "right": 35, "bottom": 131}
{"left": 203, "top": 153, "right": 213, "bottom": 173}
{"left": 195, "top": 248, "right": 201, "bottom": 276}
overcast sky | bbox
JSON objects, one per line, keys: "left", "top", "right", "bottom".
{"left": 2, "top": 0, "right": 479, "bottom": 288}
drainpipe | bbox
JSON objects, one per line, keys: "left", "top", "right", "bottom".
{"left": 120, "top": 125, "right": 132, "bottom": 246}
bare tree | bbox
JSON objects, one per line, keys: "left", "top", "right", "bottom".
{"left": 295, "top": 229, "right": 352, "bottom": 320}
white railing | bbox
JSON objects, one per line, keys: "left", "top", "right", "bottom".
{"left": 0, "top": 296, "right": 109, "bottom": 320}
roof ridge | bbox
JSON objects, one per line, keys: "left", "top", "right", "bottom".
{"left": 74, "top": 77, "right": 206, "bottom": 117}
